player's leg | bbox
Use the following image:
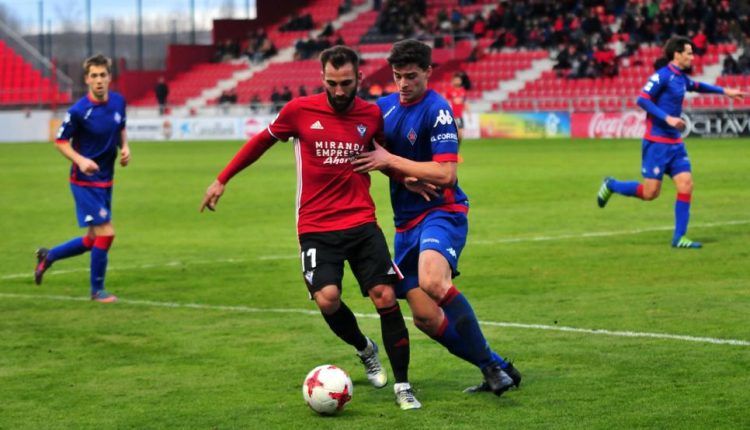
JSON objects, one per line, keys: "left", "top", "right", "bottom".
{"left": 35, "top": 184, "right": 101, "bottom": 285}
{"left": 89, "top": 221, "right": 117, "bottom": 302}
{"left": 349, "top": 223, "right": 417, "bottom": 408}
{"left": 416, "top": 213, "right": 516, "bottom": 396}
{"left": 671, "top": 170, "right": 701, "bottom": 248}
{"left": 598, "top": 139, "right": 663, "bottom": 207}
{"left": 301, "top": 231, "right": 384, "bottom": 387}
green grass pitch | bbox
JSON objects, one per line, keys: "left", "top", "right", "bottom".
{"left": 1, "top": 138, "right": 748, "bottom": 429}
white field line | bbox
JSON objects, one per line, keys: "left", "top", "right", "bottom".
{"left": 0, "top": 292, "right": 747, "bottom": 347}
{"left": 471, "top": 219, "right": 750, "bottom": 245}
{"left": 4, "top": 219, "right": 748, "bottom": 281}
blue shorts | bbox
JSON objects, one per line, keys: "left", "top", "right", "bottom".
{"left": 393, "top": 210, "right": 467, "bottom": 299}
{"left": 71, "top": 184, "right": 112, "bottom": 228}
{"left": 641, "top": 140, "right": 691, "bottom": 180}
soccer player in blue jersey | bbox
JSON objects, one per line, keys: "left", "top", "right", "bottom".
{"left": 353, "top": 39, "right": 521, "bottom": 396}
{"left": 34, "top": 54, "right": 130, "bottom": 303}
{"left": 597, "top": 36, "right": 745, "bottom": 248}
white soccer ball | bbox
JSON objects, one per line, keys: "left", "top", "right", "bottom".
{"left": 302, "top": 364, "right": 353, "bottom": 415}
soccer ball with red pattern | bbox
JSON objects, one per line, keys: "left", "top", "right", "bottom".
{"left": 302, "top": 365, "right": 353, "bottom": 415}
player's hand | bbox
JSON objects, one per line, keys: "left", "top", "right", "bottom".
{"left": 120, "top": 144, "right": 131, "bottom": 167}
{"left": 352, "top": 141, "right": 392, "bottom": 173}
{"left": 77, "top": 158, "right": 100, "bottom": 175}
{"left": 200, "top": 179, "right": 225, "bottom": 212}
{"left": 724, "top": 88, "right": 747, "bottom": 100}
{"left": 666, "top": 115, "right": 686, "bottom": 132}
{"left": 404, "top": 176, "right": 440, "bottom": 201}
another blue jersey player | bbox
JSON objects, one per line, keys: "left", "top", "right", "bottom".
{"left": 597, "top": 36, "right": 745, "bottom": 248}
{"left": 354, "top": 39, "right": 521, "bottom": 396}
{"left": 34, "top": 54, "right": 130, "bottom": 302}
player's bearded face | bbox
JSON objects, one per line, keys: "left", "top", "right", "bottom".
{"left": 393, "top": 64, "right": 431, "bottom": 104}
{"left": 323, "top": 63, "right": 359, "bottom": 113}
{"left": 85, "top": 65, "right": 111, "bottom": 100}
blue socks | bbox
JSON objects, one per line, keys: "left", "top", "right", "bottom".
{"left": 609, "top": 179, "right": 642, "bottom": 198}
{"left": 90, "top": 236, "right": 114, "bottom": 295}
{"left": 47, "top": 236, "right": 94, "bottom": 262}
{"left": 674, "top": 193, "right": 692, "bottom": 242}
{"left": 436, "top": 286, "right": 498, "bottom": 370}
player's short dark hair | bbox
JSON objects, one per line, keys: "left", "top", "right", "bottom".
{"left": 387, "top": 39, "right": 432, "bottom": 70}
{"left": 83, "top": 54, "right": 112, "bottom": 75}
{"left": 664, "top": 36, "right": 693, "bottom": 61}
{"left": 320, "top": 45, "right": 360, "bottom": 73}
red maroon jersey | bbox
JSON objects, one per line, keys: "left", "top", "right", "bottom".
{"left": 445, "top": 87, "right": 466, "bottom": 118}
{"left": 268, "top": 93, "right": 383, "bottom": 235}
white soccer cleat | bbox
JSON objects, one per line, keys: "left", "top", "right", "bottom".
{"left": 357, "top": 337, "right": 388, "bottom": 388}
{"left": 394, "top": 382, "right": 422, "bottom": 410}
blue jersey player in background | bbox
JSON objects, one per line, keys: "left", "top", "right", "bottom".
{"left": 597, "top": 36, "right": 745, "bottom": 248}
{"left": 35, "top": 54, "right": 130, "bottom": 303}
{"left": 354, "top": 39, "right": 521, "bottom": 397}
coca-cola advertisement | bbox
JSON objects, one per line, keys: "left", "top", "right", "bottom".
{"left": 571, "top": 112, "right": 647, "bottom": 138}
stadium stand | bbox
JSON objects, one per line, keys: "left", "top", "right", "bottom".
{"left": 0, "top": 40, "right": 70, "bottom": 106}
{"left": 124, "top": 0, "right": 750, "bottom": 114}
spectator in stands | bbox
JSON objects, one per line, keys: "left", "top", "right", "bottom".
{"left": 738, "top": 49, "right": 750, "bottom": 74}
{"left": 298, "top": 85, "right": 308, "bottom": 97}
{"left": 280, "top": 12, "right": 314, "bottom": 31}
{"left": 338, "top": 0, "right": 352, "bottom": 16}
{"left": 280, "top": 86, "right": 293, "bottom": 104}
{"left": 722, "top": 54, "right": 741, "bottom": 75}
{"left": 250, "top": 93, "right": 262, "bottom": 113}
{"left": 154, "top": 76, "right": 169, "bottom": 116}
{"left": 319, "top": 22, "right": 334, "bottom": 38}
{"left": 691, "top": 26, "right": 708, "bottom": 55}
{"left": 466, "top": 45, "right": 483, "bottom": 63}
{"left": 218, "top": 89, "right": 237, "bottom": 113}
{"left": 270, "top": 87, "right": 282, "bottom": 112}
{"left": 593, "top": 42, "right": 618, "bottom": 77}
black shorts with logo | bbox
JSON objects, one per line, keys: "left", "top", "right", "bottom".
{"left": 299, "top": 222, "right": 398, "bottom": 297}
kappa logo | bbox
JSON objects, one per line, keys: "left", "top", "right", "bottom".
{"left": 433, "top": 109, "right": 453, "bottom": 128}
{"left": 407, "top": 128, "right": 418, "bottom": 145}
{"left": 310, "top": 120, "right": 324, "bottom": 130}
{"left": 357, "top": 124, "right": 367, "bottom": 137}
{"left": 446, "top": 247, "right": 457, "bottom": 258}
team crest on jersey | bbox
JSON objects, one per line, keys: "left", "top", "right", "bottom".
{"left": 356, "top": 124, "right": 367, "bottom": 137}
{"left": 99, "top": 207, "right": 109, "bottom": 219}
{"left": 114, "top": 112, "right": 122, "bottom": 124}
{"left": 407, "top": 128, "right": 418, "bottom": 145}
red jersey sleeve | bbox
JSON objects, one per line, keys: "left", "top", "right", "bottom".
{"left": 267, "top": 99, "right": 299, "bottom": 141}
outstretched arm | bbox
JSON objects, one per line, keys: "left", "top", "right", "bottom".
{"left": 200, "top": 128, "right": 277, "bottom": 212}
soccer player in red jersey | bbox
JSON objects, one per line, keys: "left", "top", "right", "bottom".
{"left": 200, "top": 46, "right": 420, "bottom": 410}
{"left": 444, "top": 72, "right": 467, "bottom": 142}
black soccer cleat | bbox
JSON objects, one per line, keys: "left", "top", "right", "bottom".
{"left": 480, "top": 363, "right": 515, "bottom": 397}
{"left": 465, "top": 361, "right": 522, "bottom": 394}
{"left": 34, "top": 248, "right": 52, "bottom": 285}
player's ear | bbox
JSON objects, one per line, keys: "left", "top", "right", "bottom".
{"left": 426, "top": 66, "right": 433, "bottom": 79}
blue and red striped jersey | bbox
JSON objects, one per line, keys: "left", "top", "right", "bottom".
{"left": 377, "top": 90, "right": 469, "bottom": 231}
{"left": 56, "top": 91, "right": 126, "bottom": 187}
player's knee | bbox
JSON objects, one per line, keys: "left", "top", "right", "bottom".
{"left": 642, "top": 188, "right": 660, "bottom": 201}
{"left": 314, "top": 287, "right": 341, "bottom": 314}
{"left": 419, "top": 278, "right": 450, "bottom": 301}
{"left": 368, "top": 284, "right": 396, "bottom": 308}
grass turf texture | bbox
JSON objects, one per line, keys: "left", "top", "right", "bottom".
{"left": 0, "top": 138, "right": 748, "bottom": 429}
